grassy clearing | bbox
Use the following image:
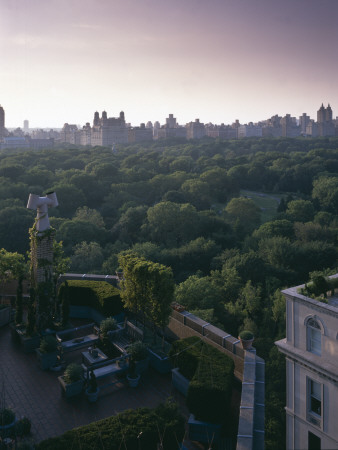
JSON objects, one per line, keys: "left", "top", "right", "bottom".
{"left": 240, "top": 190, "right": 281, "bottom": 223}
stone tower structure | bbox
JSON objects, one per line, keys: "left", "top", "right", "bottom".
{"left": 27, "top": 192, "right": 58, "bottom": 330}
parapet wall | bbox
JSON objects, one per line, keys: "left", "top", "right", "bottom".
{"left": 168, "top": 310, "right": 246, "bottom": 379}
{"left": 167, "top": 309, "right": 265, "bottom": 450}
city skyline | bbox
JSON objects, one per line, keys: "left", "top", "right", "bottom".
{"left": 1, "top": 0, "right": 338, "bottom": 128}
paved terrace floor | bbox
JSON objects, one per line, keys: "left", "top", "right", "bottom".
{"left": 0, "top": 322, "right": 197, "bottom": 447}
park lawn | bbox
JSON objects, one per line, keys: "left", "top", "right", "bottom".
{"left": 240, "top": 190, "right": 281, "bottom": 223}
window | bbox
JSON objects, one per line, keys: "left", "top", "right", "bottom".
{"left": 309, "top": 380, "right": 321, "bottom": 416}
{"left": 307, "top": 318, "right": 321, "bottom": 355}
{"left": 308, "top": 431, "right": 321, "bottom": 450}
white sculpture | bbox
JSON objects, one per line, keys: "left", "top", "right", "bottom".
{"left": 27, "top": 191, "right": 58, "bottom": 232}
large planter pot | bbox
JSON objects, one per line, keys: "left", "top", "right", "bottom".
{"left": 36, "top": 348, "right": 58, "bottom": 370}
{"left": 171, "top": 368, "right": 190, "bottom": 397}
{"left": 58, "top": 376, "right": 84, "bottom": 398}
{"left": 147, "top": 348, "right": 172, "bottom": 374}
{"left": 0, "top": 306, "right": 11, "bottom": 327}
{"left": 85, "top": 387, "right": 99, "bottom": 402}
{"left": 188, "top": 414, "right": 222, "bottom": 445}
{"left": 17, "top": 330, "right": 40, "bottom": 353}
{"left": 127, "top": 374, "right": 140, "bottom": 388}
{"left": 239, "top": 336, "right": 254, "bottom": 350}
{"left": 135, "top": 357, "right": 149, "bottom": 375}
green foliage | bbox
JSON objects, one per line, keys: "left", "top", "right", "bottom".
{"left": 225, "top": 196, "right": 261, "bottom": 236}
{"left": 118, "top": 253, "right": 174, "bottom": 330}
{"left": 175, "top": 275, "right": 223, "bottom": 310}
{"left": 63, "top": 363, "right": 83, "bottom": 383}
{"left": 169, "top": 337, "right": 234, "bottom": 424}
{"left": 100, "top": 316, "right": 117, "bottom": 336}
{"left": 58, "top": 280, "right": 123, "bottom": 317}
{"left": 26, "top": 288, "right": 36, "bottom": 337}
{"left": 239, "top": 330, "right": 254, "bottom": 340}
{"left": 128, "top": 341, "right": 148, "bottom": 361}
{"left": 39, "top": 335, "right": 58, "bottom": 353}
{"left": 71, "top": 241, "right": 104, "bottom": 273}
{"left": 286, "top": 199, "right": 315, "bottom": 222}
{"left": 37, "top": 402, "right": 185, "bottom": 450}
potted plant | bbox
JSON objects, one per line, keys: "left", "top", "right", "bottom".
{"left": 127, "top": 341, "right": 149, "bottom": 375}
{"left": 126, "top": 358, "right": 140, "bottom": 387}
{"left": 58, "top": 363, "right": 84, "bottom": 398}
{"left": 0, "top": 407, "right": 16, "bottom": 431}
{"left": 238, "top": 330, "right": 254, "bottom": 350}
{"left": 85, "top": 371, "right": 99, "bottom": 402}
{"left": 36, "top": 335, "right": 58, "bottom": 370}
{"left": 100, "top": 317, "right": 119, "bottom": 339}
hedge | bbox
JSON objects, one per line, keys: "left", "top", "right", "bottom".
{"left": 58, "top": 280, "right": 124, "bottom": 317}
{"left": 37, "top": 402, "right": 185, "bottom": 450}
{"left": 169, "top": 336, "right": 234, "bottom": 424}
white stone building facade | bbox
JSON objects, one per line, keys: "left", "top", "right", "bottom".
{"left": 276, "top": 278, "right": 338, "bottom": 450}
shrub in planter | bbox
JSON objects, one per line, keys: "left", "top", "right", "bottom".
{"left": 239, "top": 330, "right": 254, "bottom": 350}
{"left": 36, "top": 335, "right": 58, "bottom": 370}
{"left": 239, "top": 330, "right": 254, "bottom": 341}
{"left": 100, "top": 317, "right": 117, "bottom": 337}
{"left": 64, "top": 363, "right": 83, "bottom": 383}
{"left": 128, "top": 341, "right": 148, "bottom": 361}
{"left": 59, "top": 363, "right": 84, "bottom": 398}
{"left": 39, "top": 335, "right": 58, "bottom": 353}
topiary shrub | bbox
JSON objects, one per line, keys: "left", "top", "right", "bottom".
{"left": 128, "top": 341, "right": 148, "bottom": 361}
{"left": 239, "top": 330, "right": 254, "bottom": 341}
{"left": 100, "top": 317, "right": 117, "bottom": 337}
{"left": 39, "top": 335, "right": 58, "bottom": 353}
{"left": 58, "top": 280, "right": 123, "bottom": 317}
{"left": 63, "top": 364, "right": 83, "bottom": 384}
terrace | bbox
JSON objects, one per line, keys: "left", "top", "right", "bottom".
{"left": 0, "top": 319, "right": 190, "bottom": 445}
{"left": 0, "top": 305, "right": 264, "bottom": 449}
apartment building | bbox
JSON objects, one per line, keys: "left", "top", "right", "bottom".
{"left": 276, "top": 277, "right": 338, "bottom": 449}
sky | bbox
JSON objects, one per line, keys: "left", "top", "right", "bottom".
{"left": 1, "top": 0, "right": 338, "bottom": 128}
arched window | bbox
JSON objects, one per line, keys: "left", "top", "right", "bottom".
{"left": 307, "top": 318, "right": 321, "bottom": 356}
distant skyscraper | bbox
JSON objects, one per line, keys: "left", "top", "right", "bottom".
{"left": 23, "top": 120, "right": 29, "bottom": 132}
{"left": 317, "top": 103, "right": 334, "bottom": 137}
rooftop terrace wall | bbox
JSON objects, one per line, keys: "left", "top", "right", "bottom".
{"left": 167, "top": 309, "right": 265, "bottom": 450}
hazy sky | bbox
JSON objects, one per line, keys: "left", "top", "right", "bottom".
{"left": 1, "top": 0, "right": 338, "bottom": 128}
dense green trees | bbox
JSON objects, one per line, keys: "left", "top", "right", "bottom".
{"left": 2, "top": 137, "right": 338, "bottom": 450}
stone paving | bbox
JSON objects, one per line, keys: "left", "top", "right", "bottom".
{"left": 0, "top": 323, "right": 194, "bottom": 446}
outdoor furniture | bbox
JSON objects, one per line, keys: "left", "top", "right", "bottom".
{"left": 56, "top": 323, "right": 100, "bottom": 353}
{"left": 111, "top": 321, "right": 143, "bottom": 354}
{"left": 82, "top": 348, "right": 108, "bottom": 366}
